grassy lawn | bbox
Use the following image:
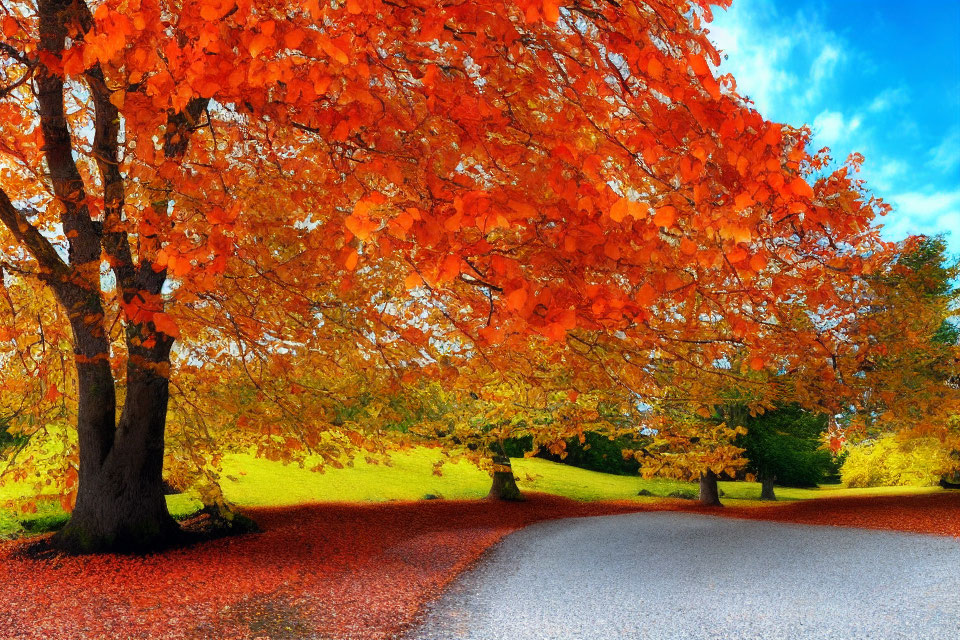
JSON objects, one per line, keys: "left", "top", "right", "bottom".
{"left": 0, "top": 446, "right": 941, "bottom": 538}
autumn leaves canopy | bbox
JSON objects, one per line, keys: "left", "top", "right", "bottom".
{"left": 0, "top": 0, "right": 902, "bottom": 549}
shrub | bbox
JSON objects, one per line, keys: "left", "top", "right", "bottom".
{"left": 502, "top": 435, "right": 534, "bottom": 458}
{"left": 841, "top": 435, "right": 953, "bottom": 487}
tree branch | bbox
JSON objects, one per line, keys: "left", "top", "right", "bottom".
{"left": 0, "top": 42, "right": 29, "bottom": 65}
{"left": 36, "top": 0, "right": 101, "bottom": 273}
{"left": 85, "top": 63, "right": 137, "bottom": 295}
{"left": 0, "top": 188, "right": 69, "bottom": 281}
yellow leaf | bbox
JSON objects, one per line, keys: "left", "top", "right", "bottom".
{"left": 610, "top": 197, "right": 649, "bottom": 223}
{"left": 732, "top": 226, "right": 752, "bottom": 243}
{"left": 609, "top": 197, "right": 630, "bottom": 222}
{"left": 152, "top": 312, "right": 181, "bottom": 338}
{"left": 344, "top": 250, "right": 359, "bottom": 271}
{"left": 749, "top": 252, "right": 767, "bottom": 271}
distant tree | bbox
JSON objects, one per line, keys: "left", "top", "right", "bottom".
{"left": 402, "top": 349, "right": 636, "bottom": 501}
{"left": 534, "top": 430, "right": 644, "bottom": 476}
{"left": 632, "top": 407, "right": 747, "bottom": 508}
{"left": 834, "top": 236, "right": 960, "bottom": 487}
{"left": 846, "top": 236, "right": 958, "bottom": 436}
{"left": 735, "top": 405, "right": 832, "bottom": 500}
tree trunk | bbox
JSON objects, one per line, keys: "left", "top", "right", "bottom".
{"left": 759, "top": 469, "right": 777, "bottom": 501}
{"left": 17, "top": 0, "right": 212, "bottom": 554}
{"left": 52, "top": 346, "right": 178, "bottom": 553}
{"left": 940, "top": 475, "right": 960, "bottom": 490}
{"left": 698, "top": 469, "right": 722, "bottom": 507}
{"left": 487, "top": 454, "right": 524, "bottom": 501}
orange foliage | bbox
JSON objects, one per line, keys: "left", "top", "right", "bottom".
{"left": 714, "top": 492, "right": 960, "bottom": 538}
{"left": 0, "top": 0, "right": 893, "bottom": 540}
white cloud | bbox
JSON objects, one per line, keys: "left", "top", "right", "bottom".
{"left": 927, "top": 127, "right": 960, "bottom": 174}
{"left": 708, "top": 1, "right": 846, "bottom": 123}
{"left": 867, "top": 87, "right": 908, "bottom": 113}
{"left": 812, "top": 110, "right": 862, "bottom": 147}
{"left": 881, "top": 189, "right": 960, "bottom": 243}
{"left": 707, "top": 15, "right": 798, "bottom": 117}
{"left": 708, "top": 0, "right": 957, "bottom": 255}
{"left": 805, "top": 44, "right": 843, "bottom": 106}
{"left": 864, "top": 157, "right": 908, "bottom": 193}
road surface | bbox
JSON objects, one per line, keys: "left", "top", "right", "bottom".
{"left": 405, "top": 512, "right": 960, "bottom": 640}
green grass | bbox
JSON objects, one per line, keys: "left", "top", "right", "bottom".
{"left": 217, "top": 449, "right": 939, "bottom": 506}
{"left": 0, "top": 447, "right": 942, "bottom": 538}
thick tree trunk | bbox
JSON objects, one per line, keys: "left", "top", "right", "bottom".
{"left": 23, "top": 0, "right": 211, "bottom": 554}
{"left": 698, "top": 470, "right": 722, "bottom": 507}
{"left": 759, "top": 469, "right": 777, "bottom": 501}
{"left": 52, "top": 346, "right": 178, "bottom": 553}
{"left": 487, "top": 454, "right": 524, "bottom": 501}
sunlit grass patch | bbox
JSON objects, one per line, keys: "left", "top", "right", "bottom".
{"left": 1, "top": 446, "right": 943, "bottom": 538}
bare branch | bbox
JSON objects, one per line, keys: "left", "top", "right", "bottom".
{"left": 0, "top": 187, "right": 69, "bottom": 281}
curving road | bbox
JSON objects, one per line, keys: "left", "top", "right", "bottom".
{"left": 405, "top": 512, "right": 960, "bottom": 640}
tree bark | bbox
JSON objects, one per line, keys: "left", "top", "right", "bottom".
{"left": 698, "top": 469, "right": 722, "bottom": 507}
{"left": 53, "top": 347, "right": 179, "bottom": 552}
{"left": 1, "top": 0, "right": 215, "bottom": 554}
{"left": 487, "top": 454, "right": 524, "bottom": 501}
{"left": 759, "top": 469, "right": 777, "bottom": 501}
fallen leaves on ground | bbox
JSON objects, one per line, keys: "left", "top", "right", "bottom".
{"left": 2, "top": 492, "right": 957, "bottom": 640}
{"left": 0, "top": 496, "right": 647, "bottom": 640}
{"left": 704, "top": 491, "right": 960, "bottom": 538}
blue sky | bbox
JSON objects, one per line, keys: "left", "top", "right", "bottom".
{"left": 708, "top": 0, "right": 960, "bottom": 254}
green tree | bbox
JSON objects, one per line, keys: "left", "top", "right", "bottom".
{"left": 735, "top": 405, "right": 833, "bottom": 500}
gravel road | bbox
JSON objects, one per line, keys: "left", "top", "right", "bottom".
{"left": 405, "top": 512, "right": 960, "bottom": 640}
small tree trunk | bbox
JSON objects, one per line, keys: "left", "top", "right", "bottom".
{"left": 759, "top": 469, "right": 777, "bottom": 501}
{"left": 53, "top": 349, "right": 178, "bottom": 553}
{"left": 487, "top": 454, "right": 524, "bottom": 501}
{"left": 940, "top": 476, "right": 960, "bottom": 489}
{"left": 698, "top": 469, "right": 722, "bottom": 507}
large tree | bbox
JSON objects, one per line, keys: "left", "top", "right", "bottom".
{"left": 1, "top": 0, "right": 887, "bottom": 551}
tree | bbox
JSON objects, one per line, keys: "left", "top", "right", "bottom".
{"left": 0, "top": 265, "right": 80, "bottom": 514}
{"left": 1, "top": 0, "right": 888, "bottom": 551}
{"left": 633, "top": 407, "right": 747, "bottom": 507}
{"left": 836, "top": 236, "right": 959, "bottom": 474}
{"left": 735, "top": 404, "right": 832, "bottom": 501}
{"left": 400, "top": 341, "right": 635, "bottom": 501}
